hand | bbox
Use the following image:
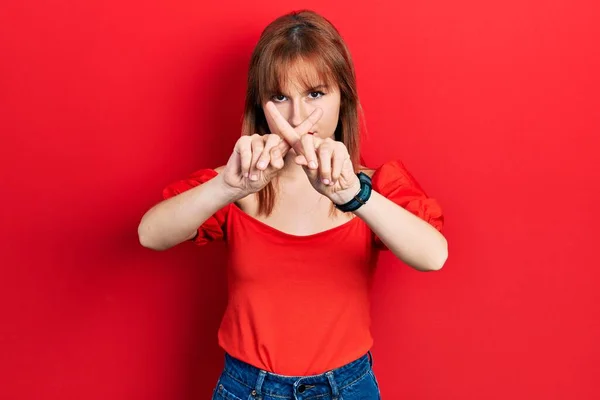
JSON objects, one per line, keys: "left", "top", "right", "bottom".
{"left": 221, "top": 107, "right": 323, "bottom": 197}
{"left": 220, "top": 133, "right": 289, "bottom": 197}
{"left": 264, "top": 101, "right": 361, "bottom": 205}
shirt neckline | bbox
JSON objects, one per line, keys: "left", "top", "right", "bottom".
{"left": 229, "top": 202, "right": 362, "bottom": 240}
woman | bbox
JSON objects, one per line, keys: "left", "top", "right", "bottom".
{"left": 138, "top": 9, "right": 447, "bottom": 400}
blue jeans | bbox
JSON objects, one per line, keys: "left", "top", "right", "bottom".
{"left": 212, "top": 351, "right": 381, "bottom": 400}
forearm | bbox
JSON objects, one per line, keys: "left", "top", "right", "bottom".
{"left": 138, "top": 175, "right": 243, "bottom": 251}
{"left": 354, "top": 190, "right": 448, "bottom": 271}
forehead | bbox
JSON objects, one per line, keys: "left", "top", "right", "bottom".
{"left": 277, "top": 57, "right": 335, "bottom": 94}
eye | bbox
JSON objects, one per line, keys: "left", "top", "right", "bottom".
{"left": 309, "top": 91, "right": 325, "bottom": 99}
{"left": 272, "top": 94, "right": 287, "bottom": 103}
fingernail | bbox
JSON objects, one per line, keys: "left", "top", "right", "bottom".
{"left": 309, "top": 161, "right": 318, "bottom": 169}
{"left": 322, "top": 179, "right": 330, "bottom": 185}
{"left": 257, "top": 161, "right": 266, "bottom": 169}
{"left": 251, "top": 174, "right": 258, "bottom": 181}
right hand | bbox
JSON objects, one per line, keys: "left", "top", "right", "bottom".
{"left": 220, "top": 133, "right": 290, "bottom": 196}
{"left": 220, "top": 107, "right": 323, "bottom": 196}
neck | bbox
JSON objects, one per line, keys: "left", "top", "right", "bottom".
{"left": 277, "top": 149, "right": 310, "bottom": 181}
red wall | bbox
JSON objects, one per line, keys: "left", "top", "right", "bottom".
{"left": 2, "top": 1, "right": 599, "bottom": 399}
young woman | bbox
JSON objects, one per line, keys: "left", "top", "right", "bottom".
{"left": 138, "top": 9, "right": 447, "bottom": 400}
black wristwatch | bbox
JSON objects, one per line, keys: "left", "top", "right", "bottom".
{"left": 334, "top": 172, "right": 373, "bottom": 212}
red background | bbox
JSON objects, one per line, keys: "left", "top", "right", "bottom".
{"left": 2, "top": 1, "right": 599, "bottom": 399}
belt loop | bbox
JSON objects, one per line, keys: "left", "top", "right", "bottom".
{"left": 253, "top": 370, "right": 267, "bottom": 399}
{"left": 325, "top": 371, "right": 339, "bottom": 400}
{"left": 367, "top": 350, "right": 373, "bottom": 367}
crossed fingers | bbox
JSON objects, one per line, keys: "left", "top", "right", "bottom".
{"left": 264, "top": 101, "right": 350, "bottom": 185}
{"left": 264, "top": 101, "right": 322, "bottom": 154}
{"left": 253, "top": 101, "right": 322, "bottom": 174}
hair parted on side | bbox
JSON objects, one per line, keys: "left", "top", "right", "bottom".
{"left": 241, "top": 9, "right": 365, "bottom": 217}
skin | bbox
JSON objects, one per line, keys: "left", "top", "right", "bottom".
{"left": 138, "top": 59, "right": 448, "bottom": 270}
{"left": 217, "top": 60, "right": 365, "bottom": 234}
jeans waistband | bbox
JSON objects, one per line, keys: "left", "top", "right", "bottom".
{"left": 222, "top": 351, "right": 374, "bottom": 400}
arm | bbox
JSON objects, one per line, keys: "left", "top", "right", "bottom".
{"left": 138, "top": 127, "right": 301, "bottom": 251}
{"left": 260, "top": 102, "right": 446, "bottom": 270}
{"left": 353, "top": 189, "right": 448, "bottom": 272}
{"left": 137, "top": 170, "right": 242, "bottom": 251}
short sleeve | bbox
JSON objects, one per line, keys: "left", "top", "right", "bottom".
{"left": 370, "top": 160, "right": 444, "bottom": 250}
{"left": 162, "top": 169, "right": 230, "bottom": 246}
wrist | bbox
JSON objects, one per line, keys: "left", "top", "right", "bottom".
{"left": 331, "top": 178, "right": 361, "bottom": 205}
{"left": 333, "top": 172, "right": 373, "bottom": 212}
{"left": 213, "top": 174, "right": 246, "bottom": 203}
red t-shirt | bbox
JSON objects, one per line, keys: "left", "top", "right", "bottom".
{"left": 162, "top": 160, "right": 444, "bottom": 375}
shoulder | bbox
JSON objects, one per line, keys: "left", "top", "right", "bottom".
{"left": 362, "top": 159, "right": 426, "bottom": 193}
{"left": 364, "top": 159, "right": 444, "bottom": 232}
{"left": 162, "top": 166, "right": 224, "bottom": 200}
{"left": 214, "top": 165, "right": 226, "bottom": 174}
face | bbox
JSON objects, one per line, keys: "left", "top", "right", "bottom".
{"left": 262, "top": 59, "right": 341, "bottom": 141}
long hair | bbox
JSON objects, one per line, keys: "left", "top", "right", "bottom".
{"left": 241, "top": 10, "right": 365, "bottom": 216}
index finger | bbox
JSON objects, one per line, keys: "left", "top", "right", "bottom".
{"left": 265, "top": 101, "right": 323, "bottom": 155}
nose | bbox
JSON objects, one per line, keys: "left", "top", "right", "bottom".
{"left": 289, "top": 99, "right": 315, "bottom": 129}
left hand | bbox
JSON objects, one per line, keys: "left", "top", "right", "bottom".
{"left": 264, "top": 101, "right": 361, "bottom": 205}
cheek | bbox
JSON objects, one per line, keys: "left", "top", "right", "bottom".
{"left": 325, "top": 113, "right": 338, "bottom": 129}
{"left": 326, "top": 94, "right": 341, "bottom": 123}
{"left": 318, "top": 114, "right": 340, "bottom": 140}
{"left": 325, "top": 103, "right": 341, "bottom": 129}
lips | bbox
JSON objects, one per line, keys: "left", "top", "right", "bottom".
{"left": 307, "top": 131, "right": 315, "bottom": 135}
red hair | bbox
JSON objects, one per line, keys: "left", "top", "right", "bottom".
{"left": 241, "top": 10, "right": 366, "bottom": 216}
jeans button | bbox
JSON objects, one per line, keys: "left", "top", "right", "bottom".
{"left": 298, "top": 384, "right": 306, "bottom": 393}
